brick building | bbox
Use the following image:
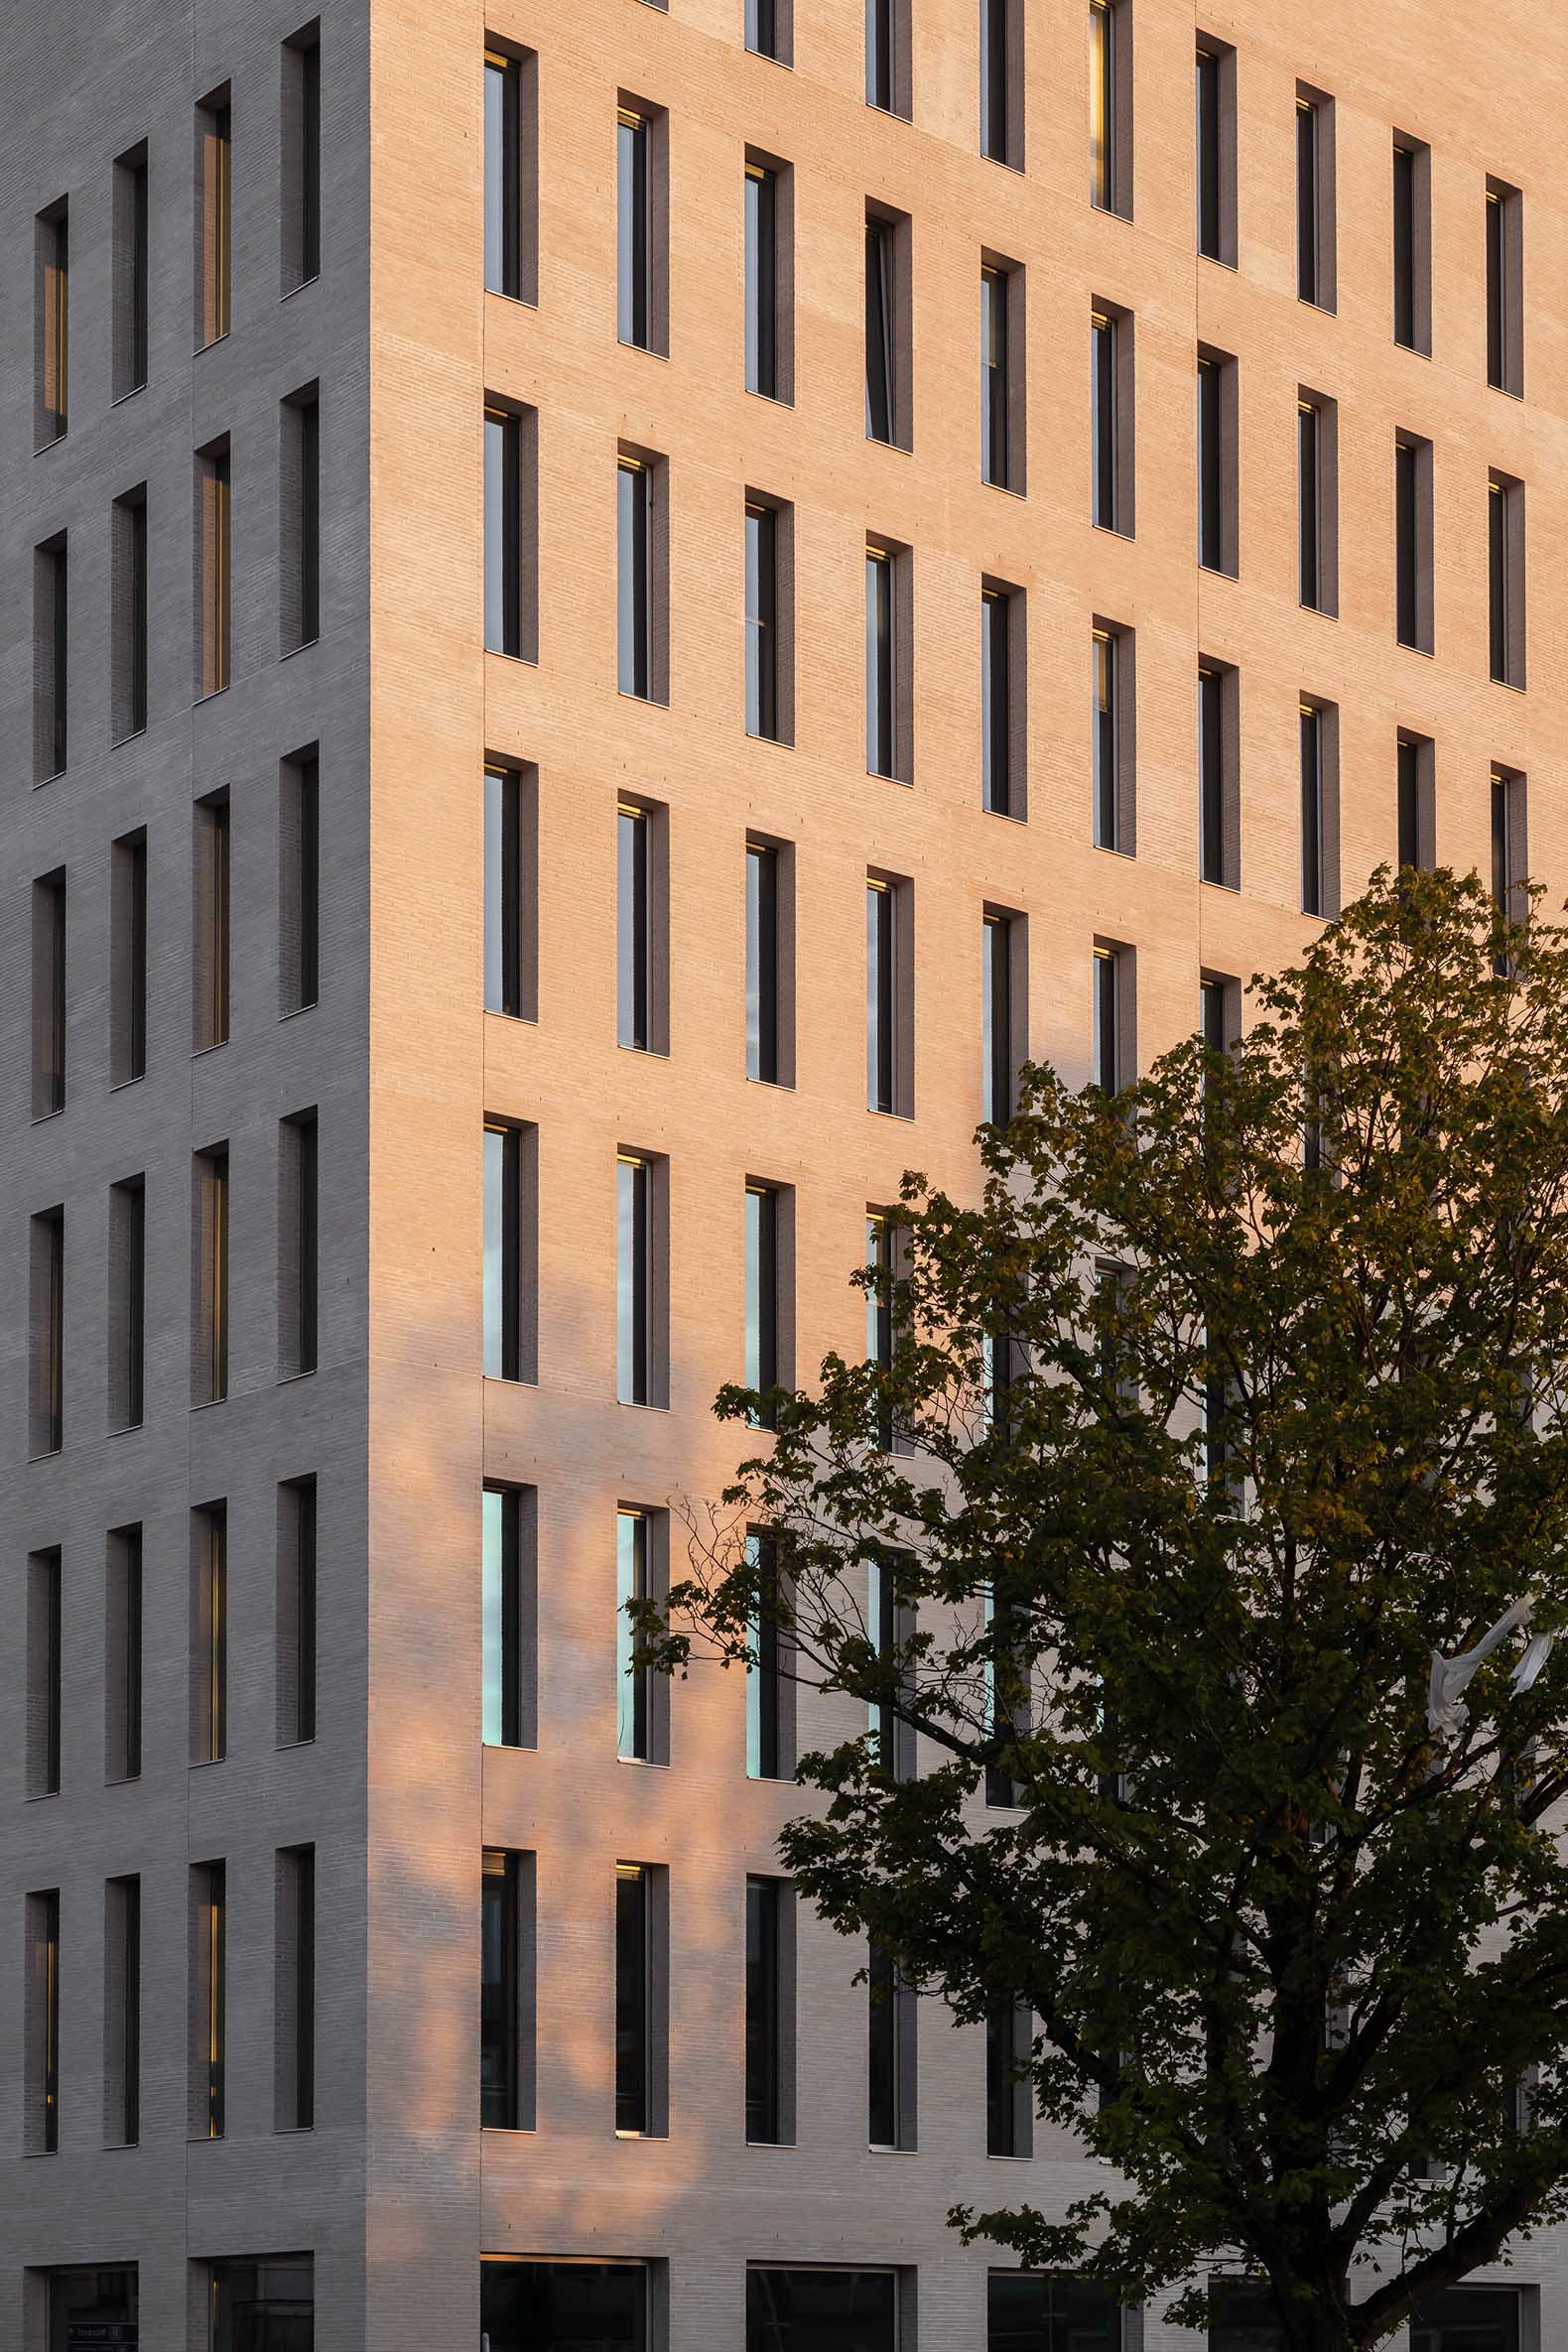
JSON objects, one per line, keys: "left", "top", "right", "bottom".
{"left": 1, "top": 0, "right": 1562, "bottom": 2345}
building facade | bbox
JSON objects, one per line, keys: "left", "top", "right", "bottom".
{"left": 1, "top": 0, "right": 1564, "bottom": 2345}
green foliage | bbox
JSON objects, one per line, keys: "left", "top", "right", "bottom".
{"left": 645, "top": 871, "right": 1568, "bottom": 2351}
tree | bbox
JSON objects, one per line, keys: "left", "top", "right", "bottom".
{"left": 643, "top": 870, "right": 1568, "bottom": 2352}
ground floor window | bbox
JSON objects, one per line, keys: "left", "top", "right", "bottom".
{"left": 746, "top": 2266, "right": 898, "bottom": 2352}
{"left": 1411, "top": 2287, "right": 1523, "bottom": 2352}
{"left": 49, "top": 2267, "right": 138, "bottom": 2352}
{"left": 1209, "top": 2280, "right": 1285, "bottom": 2352}
{"left": 481, "top": 2260, "right": 647, "bottom": 2350}
{"left": 209, "top": 2256, "right": 313, "bottom": 2352}
{"left": 988, "top": 2271, "right": 1122, "bottom": 2350}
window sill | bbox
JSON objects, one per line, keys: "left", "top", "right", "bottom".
{"left": 745, "top": 1075, "right": 795, "bottom": 1091}
{"left": 1299, "top": 601, "right": 1339, "bottom": 620}
{"left": 111, "top": 723, "right": 149, "bottom": 747}
{"left": 744, "top": 386, "right": 794, "bottom": 410}
{"left": 190, "top": 1396, "right": 229, "bottom": 1413}
{"left": 28, "top": 1448, "right": 63, "bottom": 1464}
{"left": 25, "top": 1789, "right": 61, "bottom": 1804}
{"left": 617, "top": 689, "right": 669, "bottom": 710}
{"left": 281, "top": 999, "right": 321, "bottom": 1023}
{"left": 31, "top": 1107, "right": 65, "bottom": 1126}
{"left": 1396, "top": 640, "right": 1435, "bottom": 660}
{"left": 864, "top": 434, "right": 913, "bottom": 456}
{"left": 616, "top": 1397, "right": 671, "bottom": 1413}
{"left": 982, "top": 476, "right": 1027, "bottom": 500}
{"left": 278, "top": 1367, "right": 319, "bottom": 1386}
{"left": 1198, "top": 560, "right": 1238, "bottom": 582}
{"left": 1199, "top": 252, "right": 1238, "bottom": 273}
{"left": 196, "top": 330, "right": 230, "bottom": 353}
{"left": 110, "top": 1073, "right": 147, "bottom": 1092}
{"left": 867, "top": 771, "right": 912, "bottom": 788}
{"left": 1296, "top": 296, "right": 1337, "bottom": 317}
{"left": 1491, "top": 675, "right": 1527, "bottom": 695}
{"left": 277, "top": 1737, "right": 318, "bottom": 1754}
{"left": 1093, "top": 520, "right": 1134, "bottom": 543}
{"left": 1199, "top": 877, "right": 1241, "bottom": 896}
{"left": 192, "top": 1039, "right": 228, "bottom": 1058}
{"left": 745, "top": 728, "right": 794, "bottom": 749}
{"left": 281, "top": 637, "right": 321, "bottom": 663}
{"left": 195, "top": 686, "right": 230, "bottom": 707}
{"left": 480, "top": 2123, "right": 536, "bottom": 2136}
{"left": 616, "top": 1754, "right": 669, "bottom": 1770}
{"left": 483, "top": 648, "right": 539, "bottom": 668}
{"left": 1394, "top": 339, "right": 1432, "bottom": 361}
{"left": 616, "top": 335, "right": 669, "bottom": 361}
{"left": 483, "top": 285, "right": 539, "bottom": 311}
{"left": 868, "top": 1106, "right": 915, "bottom": 1122}
{"left": 1093, "top": 842, "right": 1135, "bottom": 859}
{"left": 111, "top": 383, "right": 149, "bottom": 408}
{"left": 107, "top": 1420, "right": 145, "bottom": 1439}
{"left": 1489, "top": 381, "right": 1524, "bottom": 401}
{"left": 614, "top": 2128, "right": 670, "bottom": 2142}
{"left": 281, "top": 274, "right": 321, "bottom": 303}
{"left": 34, "top": 770, "right": 66, "bottom": 790}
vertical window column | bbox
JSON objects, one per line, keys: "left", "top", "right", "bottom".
{"left": 1197, "top": 349, "right": 1237, "bottom": 575}
{"left": 1089, "top": 0, "right": 1131, "bottom": 218}
{"left": 30, "top": 1207, "right": 65, "bottom": 1458}
{"left": 980, "top": 260, "right": 1024, "bottom": 491}
{"left": 193, "top": 1147, "right": 229, "bottom": 1403}
{"left": 616, "top": 451, "right": 668, "bottom": 703}
{"left": 483, "top": 1121, "right": 537, "bottom": 1382}
{"left": 865, "top": 874, "right": 913, "bottom": 1115}
{"left": 746, "top": 1878, "right": 795, "bottom": 2146}
{"left": 274, "top": 1845, "right": 316, "bottom": 2132}
{"left": 745, "top": 497, "right": 793, "bottom": 743}
{"left": 26, "top": 1889, "right": 61, "bottom": 2153}
{"left": 196, "top": 88, "right": 232, "bottom": 344}
{"left": 112, "top": 832, "right": 148, "bottom": 1084}
{"left": 1487, "top": 182, "right": 1523, "bottom": 396}
{"left": 616, "top": 1509, "right": 668, "bottom": 1764}
{"left": 277, "top": 1479, "right": 318, "bottom": 1748}
{"left": 864, "top": 207, "right": 911, "bottom": 450}
{"left": 279, "top": 1111, "right": 320, "bottom": 1378}
{"left": 32, "top": 870, "right": 66, "bottom": 1119}
{"left": 867, "top": 1934, "right": 917, "bottom": 2150}
{"left": 980, "top": 0, "right": 1022, "bottom": 168}
{"left": 106, "top": 1525, "right": 144, "bottom": 1783}
{"left": 484, "top": 762, "right": 535, "bottom": 1020}
{"left": 191, "top": 1503, "right": 228, "bottom": 1762}
{"left": 34, "top": 535, "right": 68, "bottom": 783}
{"left": 1392, "top": 137, "right": 1431, "bottom": 353}
{"left": 190, "top": 1861, "right": 226, "bottom": 2137}
{"left": 1297, "top": 393, "right": 1338, "bottom": 615}
{"left": 113, "top": 147, "right": 150, "bottom": 399}
{"left": 1395, "top": 433, "right": 1434, "bottom": 654}
{"left": 1492, "top": 767, "right": 1528, "bottom": 935}
{"left": 484, "top": 46, "right": 539, "bottom": 304}
{"left": 616, "top": 1154, "right": 668, "bottom": 1407}
{"left": 1489, "top": 472, "right": 1525, "bottom": 689}
{"left": 1198, "top": 661, "right": 1239, "bottom": 888}
{"left": 196, "top": 438, "right": 232, "bottom": 697}
{"left": 35, "top": 200, "right": 69, "bottom": 446}
{"left": 616, "top": 101, "right": 668, "bottom": 353}
{"left": 483, "top": 401, "right": 538, "bottom": 662}
{"left": 26, "top": 1548, "right": 63, "bottom": 1798}
{"left": 483, "top": 1484, "right": 536, "bottom": 1750}
{"left": 112, "top": 486, "right": 149, "bottom": 739}
{"left": 281, "top": 386, "right": 321, "bottom": 654}
{"left": 105, "top": 1875, "right": 142, "bottom": 2148}
{"left": 746, "top": 838, "right": 793, "bottom": 1085}
{"left": 981, "top": 582, "right": 1024, "bottom": 819}
{"left": 194, "top": 793, "right": 231, "bottom": 1050}
{"left": 1299, "top": 702, "right": 1339, "bottom": 920}
{"left": 1397, "top": 734, "right": 1435, "bottom": 873}
{"left": 1195, "top": 39, "right": 1236, "bottom": 263}
{"left": 481, "top": 1849, "right": 535, "bottom": 2129}
{"left": 865, "top": 0, "right": 911, "bottom": 118}
{"left": 282, "top": 22, "right": 322, "bottom": 293}
{"left": 109, "top": 1176, "right": 146, "bottom": 1431}
{"left": 745, "top": 1182, "right": 791, "bottom": 1415}
{"left": 281, "top": 748, "right": 322, "bottom": 1016}
{"left": 746, "top": 0, "right": 792, "bottom": 65}
{"left": 746, "top": 1531, "right": 796, "bottom": 1779}
{"left": 865, "top": 542, "right": 912, "bottom": 781}
{"left": 981, "top": 911, "right": 1024, "bottom": 1126}
{"left": 1092, "top": 622, "right": 1134, "bottom": 852}
{"left": 1091, "top": 306, "right": 1132, "bottom": 534}
{"left": 614, "top": 1862, "right": 668, "bottom": 2136}
{"left": 744, "top": 157, "right": 792, "bottom": 402}
{"left": 986, "top": 2000, "right": 1033, "bottom": 2156}
{"left": 1295, "top": 88, "right": 1336, "bottom": 309}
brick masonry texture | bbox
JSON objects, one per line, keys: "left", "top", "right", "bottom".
{"left": 2, "top": 0, "right": 1567, "bottom": 2345}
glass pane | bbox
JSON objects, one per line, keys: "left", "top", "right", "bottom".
{"left": 482, "top": 2262, "right": 647, "bottom": 2352}
{"left": 747, "top": 2268, "right": 896, "bottom": 2352}
{"left": 483, "top": 1125, "right": 507, "bottom": 1377}
{"left": 482, "top": 1488, "right": 506, "bottom": 1746}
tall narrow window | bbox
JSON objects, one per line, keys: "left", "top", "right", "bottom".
{"left": 196, "top": 439, "right": 231, "bottom": 698}
{"left": 194, "top": 794, "right": 230, "bottom": 1050}
{"left": 278, "top": 1480, "right": 317, "bottom": 1748}
{"left": 1195, "top": 41, "right": 1234, "bottom": 263}
{"left": 35, "top": 201, "right": 68, "bottom": 446}
{"left": 281, "top": 749, "right": 321, "bottom": 1016}
{"left": 982, "top": 913, "right": 1015, "bottom": 1125}
{"left": 1395, "top": 434, "right": 1433, "bottom": 653}
{"left": 1492, "top": 767, "right": 1527, "bottom": 936}
{"left": 745, "top": 1183, "right": 781, "bottom": 1412}
{"left": 1397, "top": 733, "right": 1434, "bottom": 872}
{"left": 26, "top": 1890, "right": 61, "bottom": 2153}
{"left": 864, "top": 211, "right": 907, "bottom": 448}
{"left": 1296, "top": 90, "right": 1334, "bottom": 310}
{"left": 105, "top": 1876, "right": 142, "bottom": 2147}
{"left": 868, "top": 1935, "right": 915, "bottom": 2149}
{"left": 35, "top": 535, "right": 68, "bottom": 782}
{"left": 866, "top": 877, "right": 904, "bottom": 1113}
{"left": 1092, "top": 624, "right": 1133, "bottom": 852}
{"left": 196, "top": 91, "right": 232, "bottom": 346}
{"left": 275, "top": 1846, "right": 316, "bottom": 2132}
{"left": 280, "top": 1111, "right": 319, "bottom": 1378}
{"left": 485, "top": 762, "right": 524, "bottom": 1018}
{"left": 986, "top": 2001, "right": 1032, "bottom": 2156}
{"left": 482, "top": 1849, "right": 528, "bottom": 2128}
{"left": 747, "top": 1530, "right": 794, "bottom": 1779}
{"left": 746, "top": 840, "right": 784, "bottom": 1084}
{"left": 616, "top": 1509, "right": 654, "bottom": 1762}
{"left": 1392, "top": 139, "right": 1431, "bottom": 354}
{"left": 485, "top": 48, "right": 538, "bottom": 303}
{"left": 615, "top": 1863, "right": 657, "bottom": 2134}
{"left": 282, "top": 386, "right": 321, "bottom": 653}
{"left": 113, "top": 148, "right": 150, "bottom": 399}
{"left": 865, "top": 543, "right": 908, "bottom": 779}
{"left": 32, "top": 870, "right": 66, "bottom": 1119}
{"left": 107, "top": 1525, "right": 144, "bottom": 1783}
{"left": 30, "top": 1208, "right": 65, "bottom": 1458}
{"left": 283, "top": 24, "right": 322, "bottom": 293}
{"left": 484, "top": 404, "right": 523, "bottom": 658}
{"left": 746, "top": 1878, "right": 792, "bottom": 2145}
{"left": 483, "top": 1120, "right": 531, "bottom": 1381}
{"left": 109, "top": 1177, "right": 146, "bottom": 1431}
{"left": 617, "top": 455, "right": 657, "bottom": 698}
{"left": 27, "top": 1549, "right": 63, "bottom": 1798}
{"left": 981, "top": 585, "right": 1019, "bottom": 819}
{"left": 1198, "top": 661, "right": 1237, "bottom": 887}
{"left": 745, "top": 500, "right": 779, "bottom": 738}
{"left": 192, "top": 1861, "right": 226, "bottom": 2138}
{"left": 192, "top": 1503, "right": 228, "bottom": 1762}
{"left": 112, "top": 487, "right": 149, "bottom": 740}
{"left": 980, "top": 264, "right": 1015, "bottom": 489}
{"left": 194, "top": 1147, "right": 230, "bottom": 1405}
{"left": 1487, "top": 182, "right": 1523, "bottom": 397}
{"left": 865, "top": 0, "right": 908, "bottom": 117}
{"left": 1197, "top": 351, "right": 1236, "bottom": 574}
{"left": 483, "top": 1484, "right": 534, "bottom": 1749}
{"left": 616, "top": 1154, "right": 663, "bottom": 1406}
{"left": 1093, "top": 948, "right": 1122, "bottom": 1093}
{"left": 980, "top": 0, "right": 1019, "bottom": 167}
{"left": 617, "top": 106, "right": 653, "bottom": 348}
{"left": 1091, "top": 309, "right": 1123, "bottom": 532}
{"left": 111, "top": 833, "right": 148, "bottom": 1085}
{"left": 745, "top": 163, "right": 779, "bottom": 399}
{"left": 618, "top": 805, "right": 653, "bottom": 1048}
{"left": 1089, "top": 0, "right": 1129, "bottom": 216}
{"left": 1300, "top": 704, "right": 1326, "bottom": 918}
{"left": 1489, "top": 473, "right": 1525, "bottom": 689}
{"left": 1297, "top": 396, "right": 1338, "bottom": 614}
